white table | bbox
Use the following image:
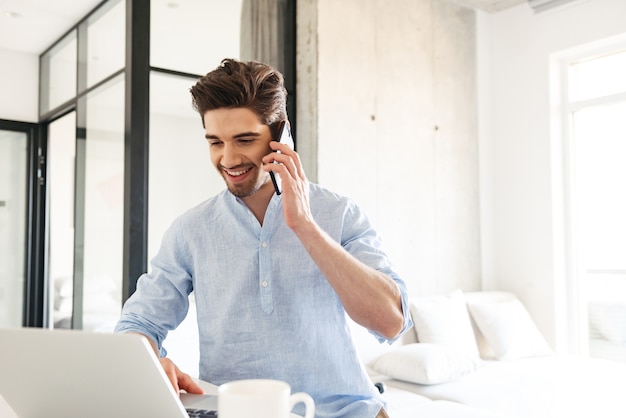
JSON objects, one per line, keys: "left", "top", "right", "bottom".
{"left": 0, "top": 394, "right": 18, "bottom": 417}
{"left": 1, "top": 384, "right": 303, "bottom": 418}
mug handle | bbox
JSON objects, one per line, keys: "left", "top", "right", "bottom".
{"left": 289, "top": 392, "right": 315, "bottom": 418}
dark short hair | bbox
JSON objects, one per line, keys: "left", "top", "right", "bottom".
{"left": 190, "top": 58, "right": 288, "bottom": 127}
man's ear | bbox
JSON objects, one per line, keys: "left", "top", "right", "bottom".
{"left": 269, "top": 120, "right": 287, "bottom": 141}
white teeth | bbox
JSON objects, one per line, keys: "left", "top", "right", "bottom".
{"left": 225, "top": 168, "right": 249, "bottom": 176}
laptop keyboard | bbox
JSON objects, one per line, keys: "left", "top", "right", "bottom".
{"left": 186, "top": 408, "right": 218, "bottom": 417}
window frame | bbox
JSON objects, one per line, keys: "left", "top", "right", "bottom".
{"left": 551, "top": 33, "right": 626, "bottom": 356}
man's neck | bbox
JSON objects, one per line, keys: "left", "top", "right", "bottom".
{"left": 240, "top": 182, "right": 276, "bottom": 225}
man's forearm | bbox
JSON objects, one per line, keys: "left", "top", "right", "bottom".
{"left": 293, "top": 220, "right": 404, "bottom": 339}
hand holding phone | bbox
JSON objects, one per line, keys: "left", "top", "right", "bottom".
{"left": 269, "top": 121, "right": 295, "bottom": 195}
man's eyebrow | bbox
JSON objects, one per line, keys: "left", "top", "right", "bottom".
{"left": 205, "top": 131, "right": 262, "bottom": 140}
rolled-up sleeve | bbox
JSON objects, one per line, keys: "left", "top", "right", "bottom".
{"left": 339, "top": 200, "right": 414, "bottom": 344}
{"left": 114, "top": 219, "right": 193, "bottom": 356}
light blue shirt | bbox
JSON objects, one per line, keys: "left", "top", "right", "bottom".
{"left": 115, "top": 183, "right": 412, "bottom": 418}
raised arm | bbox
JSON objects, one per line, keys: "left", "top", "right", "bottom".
{"left": 294, "top": 221, "right": 404, "bottom": 339}
{"left": 263, "top": 141, "right": 406, "bottom": 339}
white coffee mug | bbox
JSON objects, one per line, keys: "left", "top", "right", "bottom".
{"left": 218, "top": 379, "right": 315, "bottom": 418}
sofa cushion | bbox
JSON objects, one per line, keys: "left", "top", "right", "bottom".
{"left": 463, "top": 291, "right": 517, "bottom": 358}
{"left": 381, "top": 355, "right": 626, "bottom": 418}
{"left": 467, "top": 297, "right": 553, "bottom": 360}
{"left": 410, "top": 290, "right": 480, "bottom": 358}
{"left": 368, "top": 343, "right": 483, "bottom": 385}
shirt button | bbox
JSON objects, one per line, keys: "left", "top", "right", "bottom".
{"left": 261, "top": 280, "right": 268, "bottom": 288}
{"left": 261, "top": 242, "right": 268, "bottom": 248}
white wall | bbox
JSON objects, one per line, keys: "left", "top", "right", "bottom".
{"left": 477, "top": 0, "right": 626, "bottom": 352}
{"left": 310, "top": 0, "right": 482, "bottom": 299}
{"left": 0, "top": 49, "right": 38, "bottom": 122}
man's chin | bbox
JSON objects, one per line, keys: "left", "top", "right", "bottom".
{"left": 225, "top": 175, "right": 272, "bottom": 198}
{"left": 227, "top": 182, "right": 258, "bottom": 198}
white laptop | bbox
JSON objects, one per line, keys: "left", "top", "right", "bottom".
{"left": 0, "top": 327, "right": 218, "bottom": 418}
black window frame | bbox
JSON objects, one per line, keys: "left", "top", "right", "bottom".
{"left": 27, "top": 0, "right": 297, "bottom": 326}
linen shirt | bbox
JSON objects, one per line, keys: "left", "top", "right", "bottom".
{"left": 115, "top": 183, "right": 412, "bottom": 418}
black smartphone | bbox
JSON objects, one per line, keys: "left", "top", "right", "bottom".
{"left": 269, "top": 121, "right": 295, "bottom": 195}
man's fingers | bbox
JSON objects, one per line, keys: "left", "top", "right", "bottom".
{"left": 178, "top": 374, "right": 205, "bottom": 395}
{"left": 263, "top": 149, "right": 299, "bottom": 181}
{"left": 159, "top": 357, "right": 181, "bottom": 393}
{"left": 158, "top": 357, "right": 204, "bottom": 395}
{"left": 268, "top": 139, "right": 292, "bottom": 154}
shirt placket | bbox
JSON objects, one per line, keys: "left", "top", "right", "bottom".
{"left": 258, "top": 198, "right": 279, "bottom": 315}
{"left": 258, "top": 237, "right": 273, "bottom": 314}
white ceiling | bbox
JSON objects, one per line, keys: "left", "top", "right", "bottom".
{"left": 0, "top": 0, "right": 528, "bottom": 56}
{"left": 0, "top": 0, "right": 103, "bottom": 54}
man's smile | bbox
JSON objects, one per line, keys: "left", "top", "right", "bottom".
{"left": 223, "top": 166, "right": 252, "bottom": 178}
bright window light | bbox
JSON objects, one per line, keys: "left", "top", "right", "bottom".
{"left": 569, "top": 49, "right": 626, "bottom": 102}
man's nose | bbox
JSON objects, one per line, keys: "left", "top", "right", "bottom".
{"left": 221, "top": 144, "right": 241, "bottom": 167}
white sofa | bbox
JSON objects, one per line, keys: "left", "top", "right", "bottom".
{"left": 351, "top": 290, "right": 626, "bottom": 418}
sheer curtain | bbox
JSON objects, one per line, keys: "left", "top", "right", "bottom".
{"left": 240, "top": 0, "right": 285, "bottom": 71}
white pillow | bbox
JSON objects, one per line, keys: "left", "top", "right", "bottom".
{"left": 410, "top": 290, "right": 480, "bottom": 358}
{"left": 368, "top": 343, "right": 482, "bottom": 385}
{"left": 463, "top": 291, "right": 517, "bottom": 358}
{"left": 467, "top": 298, "right": 553, "bottom": 360}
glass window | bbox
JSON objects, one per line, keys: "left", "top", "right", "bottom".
{"left": 567, "top": 48, "right": 626, "bottom": 364}
{"left": 151, "top": 0, "right": 244, "bottom": 74}
{"left": 40, "top": 31, "right": 77, "bottom": 115}
{"left": 573, "top": 102, "right": 626, "bottom": 270}
{"left": 82, "top": 74, "right": 125, "bottom": 331}
{"left": 148, "top": 71, "right": 224, "bottom": 261}
{"left": 569, "top": 49, "right": 626, "bottom": 102}
{"left": 0, "top": 130, "right": 28, "bottom": 328}
{"left": 149, "top": 71, "right": 226, "bottom": 377}
{"left": 85, "top": 0, "right": 125, "bottom": 88}
{"left": 35, "top": 0, "right": 294, "bottom": 330}
{"left": 47, "top": 112, "right": 77, "bottom": 329}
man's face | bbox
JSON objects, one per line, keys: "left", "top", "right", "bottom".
{"left": 203, "top": 107, "right": 274, "bottom": 198}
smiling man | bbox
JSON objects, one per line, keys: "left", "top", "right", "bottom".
{"left": 206, "top": 107, "right": 271, "bottom": 199}
{"left": 115, "top": 58, "right": 412, "bottom": 418}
